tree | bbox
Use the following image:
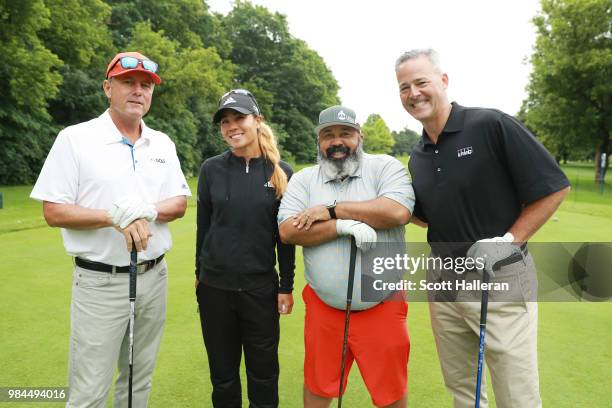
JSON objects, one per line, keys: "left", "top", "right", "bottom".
{"left": 362, "top": 114, "right": 395, "bottom": 154}
{"left": 223, "top": 1, "right": 339, "bottom": 162}
{"left": 126, "top": 22, "right": 233, "bottom": 176}
{"left": 0, "top": 0, "right": 63, "bottom": 184}
{"left": 0, "top": 0, "right": 341, "bottom": 184}
{"left": 521, "top": 0, "right": 611, "bottom": 182}
{"left": 391, "top": 127, "right": 420, "bottom": 156}
{"left": 41, "top": 0, "right": 113, "bottom": 128}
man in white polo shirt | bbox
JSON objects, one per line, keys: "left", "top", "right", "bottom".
{"left": 30, "top": 51, "right": 190, "bottom": 408}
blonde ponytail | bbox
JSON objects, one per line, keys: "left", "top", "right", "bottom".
{"left": 258, "top": 122, "right": 288, "bottom": 199}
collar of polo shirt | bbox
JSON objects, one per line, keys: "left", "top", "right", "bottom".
{"left": 100, "top": 109, "right": 153, "bottom": 145}
{"left": 321, "top": 162, "right": 363, "bottom": 183}
{"left": 422, "top": 102, "right": 466, "bottom": 145}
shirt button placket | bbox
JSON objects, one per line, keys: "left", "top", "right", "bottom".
{"left": 432, "top": 146, "right": 443, "bottom": 182}
{"left": 337, "top": 180, "right": 346, "bottom": 202}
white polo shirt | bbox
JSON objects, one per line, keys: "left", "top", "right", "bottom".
{"left": 31, "top": 110, "right": 191, "bottom": 266}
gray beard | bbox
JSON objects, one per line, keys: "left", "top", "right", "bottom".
{"left": 317, "top": 143, "right": 363, "bottom": 180}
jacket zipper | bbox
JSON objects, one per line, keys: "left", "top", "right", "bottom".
{"left": 246, "top": 162, "right": 249, "bottom": 173}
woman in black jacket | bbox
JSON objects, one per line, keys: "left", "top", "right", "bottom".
{"left": 195, "top": 89, "right": 296, "bottom": 408}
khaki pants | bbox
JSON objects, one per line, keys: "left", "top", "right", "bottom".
{"left": 66, "top": 260, "right": 168, "bottom": 408}
{"left": 429, "top": 255, "right": 542, "bottom": 408}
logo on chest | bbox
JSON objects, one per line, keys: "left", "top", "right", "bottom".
{"left": 151, "top": 157, "right": 166, "bottom": 164}
{"left": 457, "top": 146, "right": 473, "bottom": 158}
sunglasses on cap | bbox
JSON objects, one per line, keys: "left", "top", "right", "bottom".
{"left": 219, "top": 89, "right": 260, "bottom": 111}
{"left": 107, "top": 56, "right": 159, "bottom": 77}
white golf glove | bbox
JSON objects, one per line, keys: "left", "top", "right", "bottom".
{"left": 336, "top": 219, "right": 377, "bottom": 251}
{"left": 108, "top": 197, "right": 158, "bottom": 229}
{"left": 466, "top": 232, "right": 520, "bottom": 277}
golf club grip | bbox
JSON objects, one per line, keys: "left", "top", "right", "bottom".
{"left": 479, "top": 270, "right": 490, "bottom": 325}
{"left": 129, "top": 247, "right": 137, "bottom": 299}
{"left": 346, "top": 236, "right": 358, "bottom": 303}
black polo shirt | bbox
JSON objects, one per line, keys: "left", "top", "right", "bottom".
{"left": 409, "top": 102, "right": 569, "bottom": 247}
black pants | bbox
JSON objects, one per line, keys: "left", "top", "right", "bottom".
{"left": 197, "top": 282, "right": 280, "bottom": 408}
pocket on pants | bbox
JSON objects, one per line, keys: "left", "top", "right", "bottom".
{"left": 488, "top": 257, "right": 536, "bottom": 307}
{"left": 157, "top": 259, "right": 168, "bottom": 277}
{"left": 75, "top": 268, "right": 111, "bottom": 289}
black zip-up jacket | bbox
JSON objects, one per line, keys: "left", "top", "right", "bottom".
{"left": 195, "top": 151, "right": 295, "bottom": 293}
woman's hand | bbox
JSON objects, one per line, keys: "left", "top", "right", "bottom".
{"left": 277, "top": 293, "right": 294, "bottom": 315}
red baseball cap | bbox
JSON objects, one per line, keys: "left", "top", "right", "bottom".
{"left": 105, "top": 51, "right": 161, "bottom": 85}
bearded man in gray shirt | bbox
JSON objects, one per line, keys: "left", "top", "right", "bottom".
{"left": 279, "top": 105, "right": 415, "bottom": 408}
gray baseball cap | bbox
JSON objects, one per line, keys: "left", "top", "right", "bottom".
{"left": 314, "top": 105, "right": 360, "bottom": 135}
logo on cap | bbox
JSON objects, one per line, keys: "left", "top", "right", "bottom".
{"left": 338, "top": 110, "right": 346, "bottom": 120}
{"left": 223, "top": 96, "right": 236, "bottom": 106}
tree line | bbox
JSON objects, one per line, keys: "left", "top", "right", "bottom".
{"left": 1, "top": 0, "right": 345, "bottom": 185}
{"left": 2, "top": 0, "right": 607, "bottom": 185}
{"left": 520, "top": 0, "right": 610, "bottom": 182}
{"left": 0, "top": 0, "right": 419, "bottom": 186}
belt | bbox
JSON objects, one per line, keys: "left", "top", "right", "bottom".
{"left": 494, "top": 243, "right": 528, "bottom": 269}
{"left": 433, "top": 243, "right": 528, "bottom": 267}
{"left": 75, "top": 254, "right": 165, "bottom": 273}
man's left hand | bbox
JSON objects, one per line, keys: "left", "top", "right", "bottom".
{"left": 292, "top": 205, "right": 330, "bottom": 230}
{"left": 278, "top": 293, "right": 294, "bottom": 315}
{"left": 466, "top": 232, "right": 520, "bottom": 277}
{"left": 109, "top": 197, "right": 158, "bottom": 229}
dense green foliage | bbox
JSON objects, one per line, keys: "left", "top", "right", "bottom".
{"left": 362, "top": 113, "right": 394, "bottom": 154}
{"left": 0, "top": 0, "right": 340, "bottom": 184}
{"left": 521, "top": 0, "right": 611, "bottom": 181}
{"left": 391, "top": 127, "right": 420, "bottom": 156}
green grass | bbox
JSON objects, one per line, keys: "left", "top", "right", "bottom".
{"left": 0, "top": 164, "right": 611, "bottom": 407}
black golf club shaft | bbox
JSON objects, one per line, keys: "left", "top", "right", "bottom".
{"left": 338, "top": 236, "right": 357, "bottom": 408}
{"left": 128, "top": 245, "right": 137, "bottom": 408}
{"left": 474, "top": 269, "right": 489, "bottom": 408}
{"left": 474, "top": 250, "right": 524, "bottom": 408}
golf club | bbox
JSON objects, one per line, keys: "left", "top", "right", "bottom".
{"left": 128, "top": 245, "right": 137, "bottom": 408}
{"left": 474, "top": 250, "right": 526, "bottom": 408}
{"left": 474, "top": 267, "right": 489, "bottom": 408}
{"left": 338, "top": 236, "right": 357, "bottom": 408}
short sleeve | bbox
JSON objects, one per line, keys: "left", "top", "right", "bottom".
{"left": 30, "top": 130, "right": 79, "bottom": 204}
{"left": 377, "top": 157, "right": 415, "bottom": 213}
{"left": 412, "top": 198, "right": 427, "bottom": 222}
{"left": 278, "top": 169, "right": 309, "bottom": 225}
{"left": 160, "top": 142, "right": 192, "bottom": 199}
{"left": 498, "top": 114, "right": 570, "bottom": 204}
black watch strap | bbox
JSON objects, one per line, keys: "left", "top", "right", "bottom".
{"left": 326, "top": 201, "right": 337, "bottom": 219}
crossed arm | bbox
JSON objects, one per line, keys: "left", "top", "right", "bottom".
{"left": 279, "top": 196, "right": 411, "bottom": 246}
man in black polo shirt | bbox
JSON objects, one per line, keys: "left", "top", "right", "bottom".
{"left": 395, "top": 49, "right": 570, "bottom": 408}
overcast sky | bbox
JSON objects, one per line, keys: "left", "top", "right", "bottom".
{"left": 207, "top": 0, "right": 541, "bottom": 132}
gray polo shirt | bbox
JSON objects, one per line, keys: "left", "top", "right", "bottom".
{"left": 278, "top": 153, "right": 415, "bottom": 310}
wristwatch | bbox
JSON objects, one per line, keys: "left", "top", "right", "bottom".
{"left": 326, "top": 201, "right": 337, "bottom": 219}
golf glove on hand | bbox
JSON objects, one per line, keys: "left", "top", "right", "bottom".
{"left": 336, "top": 219, "right": 377, "bottom": 251}
{"left": 108, "top": 198, "right": 158, "bottom": 229}
{"left": 466, "top": 232, "right": 519, "bottom": 277}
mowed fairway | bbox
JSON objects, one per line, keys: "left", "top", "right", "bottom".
{"left": 1, "top": 163, "right": 611, "bottom": 407}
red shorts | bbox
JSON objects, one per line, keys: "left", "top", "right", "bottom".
{"left": 303, "top": 284, "right": 410, "bottom": 406}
